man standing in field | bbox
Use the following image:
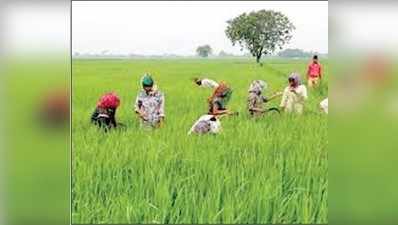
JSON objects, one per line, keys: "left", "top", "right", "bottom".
{"left": 307, "top": 55, "right": 322, "bottom": 88}
{"left": 134, "top": 74, "right": 165, "bottom": 128}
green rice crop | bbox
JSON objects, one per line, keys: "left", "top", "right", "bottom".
{"left": 72, "top": 58, "right": 328, "bottom": 224}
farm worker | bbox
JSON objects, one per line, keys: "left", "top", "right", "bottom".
{"left": 320, "top": 98, "right": 328, "bottom": 114}
{"left": 188, "top": 114, "right": 222, "bottom": 135}
{"left": 247, "top": 80, "right": 282, "bottom": 117}
{"left": 91, "top": 92, "right": 120, "bottom": 130}
{"left": 193, "top": 77, "right": 219, "bottom": 89}
{"left": 134, "top": 74, "right": 165, "bottom": 128}
{"left": 307, "top": 55, "right": 322, "bottom": 88}
{"left": 280, "top": 73, "right": 308, "bottom": 114}
{"left": 208, "top": 81, "right": 234, "bottom": 116}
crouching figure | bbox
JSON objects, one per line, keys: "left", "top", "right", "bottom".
{"left": 91, "top": 92, "right": 120, "bottom": 131}
{"left": 188, "top": 114, "right": 222, "bottom": 135}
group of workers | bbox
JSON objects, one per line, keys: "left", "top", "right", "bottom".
{"left": 91, "top": 55, "right": 328, "bottom": 134}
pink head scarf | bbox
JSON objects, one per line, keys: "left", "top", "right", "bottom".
{"left": 288, "top": 73, "right": 301, "bottom": 88}
{"left": 97, "top": 92, "right": 120, "bottom": 109}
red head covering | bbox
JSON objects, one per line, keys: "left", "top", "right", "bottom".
{"left": 97, "top": 92, "right": 120, "bottom": 109}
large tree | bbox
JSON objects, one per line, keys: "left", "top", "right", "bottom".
{"left": 196, "top": 45, "right": 212, "bottom": 58}
{"left": 225, "top": 10, "right": 295, "bottom": 64}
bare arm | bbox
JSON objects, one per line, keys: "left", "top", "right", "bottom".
{"left": 279, "top": 88, "right": 288, "bottom": 108}
{"left": 267, "top": 92, "right": 283, "bottom": 101}
{"left": 211, "top": 107, "right": 230, "bottom": 115}
{"left": 134, "top": 95, "right": 147, "bottom": 120}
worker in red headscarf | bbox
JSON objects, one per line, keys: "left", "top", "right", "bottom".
{"left": 91, "top": 92, "right": 120, "bottom": 130}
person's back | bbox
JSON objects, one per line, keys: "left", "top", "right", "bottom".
{"left": 208, "top": 82, "right": 232, "bottom": 115}
{"left": 91, "top": 92, "right": 120, "bottom": 130}
{"left": 188, "top": 114, "right": 221, "bottom": 135}
{"left": 201, "top": 78, "right": 219, "bottom": 89}
{"left": 194, "top": 77, "right": 219, "bottom": 89}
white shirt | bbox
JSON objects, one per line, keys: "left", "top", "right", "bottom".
{"left": 280, "top": 85, "right": 308, "bottom": 114}
{"left": 200, "top": 79, "right": 219, "bottom": 89}
{"left": 188, "top": 114, "right": 221, "bottom": 135}
{"left": 320, "top": 98, "right": 328, "bottom": 114}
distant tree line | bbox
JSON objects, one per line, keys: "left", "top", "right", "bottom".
{"left": 277, "top": 48, "right": 327, "bottom": 58}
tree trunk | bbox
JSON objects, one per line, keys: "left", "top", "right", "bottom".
{"left": 256, "top": 55, "right": 263, "bottom": 66}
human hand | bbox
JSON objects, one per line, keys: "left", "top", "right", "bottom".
{"left": 158, "top": 117, "right": 164, "bottom": 128}
{"left": 137, "top": 110, "right": 147, "bottom": 121}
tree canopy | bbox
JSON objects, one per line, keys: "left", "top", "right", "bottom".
{"left": 196, "top": 45, "right": 212, "bottom": 58}
{"left": 225, "top": 10, "right": 295, "bottom": 64}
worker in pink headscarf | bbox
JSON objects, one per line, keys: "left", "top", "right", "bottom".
{"left": 280, "top": 73, "right": 308, "bottom": 114}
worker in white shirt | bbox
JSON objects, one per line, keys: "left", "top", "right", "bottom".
{"left": 280, "top": 73, "right": 308, "bottom": 114}
{"left": 193, "top": 77, "right": 219, "bottom": 89}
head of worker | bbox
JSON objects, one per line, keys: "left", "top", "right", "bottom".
{"left": 312, "top": 55, "right": 318, "bottom": 64}
{"left": 288, "top": 73, "right": 301, "bottom": 88}
{"left": 248, "top": 80, "right": 267, "bottom": 95}
{"left": 142, "top": 74, "right": 154, "bottom": 94}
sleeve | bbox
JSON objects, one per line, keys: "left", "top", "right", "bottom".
{"left": 134, "top": 94, "right": 140, "bottom": 112}
{"left": 307, "top": 64, "right": 311, "bottom": 77}
{"left": 247, "top": 95, "right": 256, "bottom": 110}
{"left": 108, "top": 108, "right": 117, "bottom": 127}
{"left": 90, "top": 107, "right": 99, "bottom": 123}
{"left": 211, "top": 80, "right": 219, "bottom": 88}
{"left": 298, "top": 86, "right": 308, "bottom": 101}
{"left": 209, "top": 120, "right": 221, "bottom": 134}
{"left": 320, "top": 98, "right": 328, "bottom": 112}
{"left": 158, "top": 93, "right": 165, "bottom": 117}
{"left": 280, "top": 87, "right": 288, "bottom": 107}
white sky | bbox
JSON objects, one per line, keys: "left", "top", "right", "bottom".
{"left": 72, "top": 1, "right": 328, "bottom": 55}
{"left": 332, "top": 4, "right": 398, "bottom": 52}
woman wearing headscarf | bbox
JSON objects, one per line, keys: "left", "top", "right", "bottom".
{"left": 280, "top": 73, "right": 308, "bottom": 114}
{"left": 208, "top": 81, "right": 234, "bottom": 116}
{"left": 247, "top": 80, "right": 282, "bottom": 117}
{"left": 134, "top": 74, "right": 165, "bottom": 128}
{"left": 91, "top": 92, "right": 120, "bottom": 130}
